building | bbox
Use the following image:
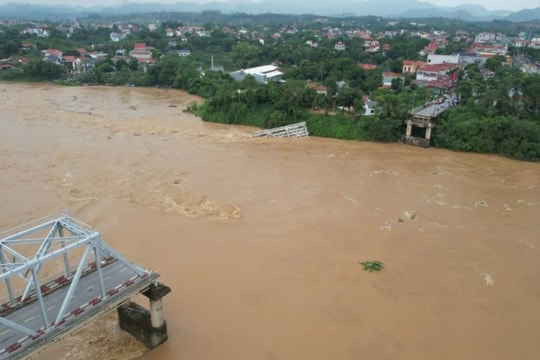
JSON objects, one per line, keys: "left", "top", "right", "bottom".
{"left": 230, "top": 65, "right": 284, "bottom": 83}
{"left": 359, "top": 63, "right": 377, "bottom": 70}
{"left": 129, "top": 43, "right": 155, "bottom": 63}
{"left": 416, "top": 63, "right": 454, "bottom": 82}
{"left": 315, "top": 85, "right": 328, "bottom": 96}
{"left": 334, "top": 41, "right": 346, "bottom": 51}
{"left": 402, "top": 60, "right": 425, "bottom": 74}
{"left": 420, "top": 42, "right": 438, "bottom": 56}
{"left": 469, "top": 43, "right": 508, "bottom": 56}
{"left": 426, "top": 54, "right": 459, "bottom": 65}
{"left": 458, "top": 52, "right": 486, "bottom": 66}
{"left": 363, "top": 100, "right": 379, "bottom": 116}
{"left": 474, "top": 32, "right": 497, "bottom": 43}
{"left": 382, "top": 72, "right": 403, "bottom": 88}
{"left": 166, "top": 49, "right": 191, "bottom": 57}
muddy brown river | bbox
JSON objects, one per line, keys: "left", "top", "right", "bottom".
{"left": 1, "top": 82, "right": 539, "bottom": 360}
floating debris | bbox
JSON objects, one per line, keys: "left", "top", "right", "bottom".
{"left": 379, "top": 222, "right": 393, "bottom": 231}
{"left": 503, "top": 204, "right": 514, "bottom": 211}
{"left": 398, "top": 211, "right": 418, "bottom": 222}
{"left": 475, "top": 200, "right": 489, "bottom": 208}
{"left": 480, "top": 272, "right": 495, "bottom": 287}
{"left": 360, "top": 260, "right": 384, "bottom": 272}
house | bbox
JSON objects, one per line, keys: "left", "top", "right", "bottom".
{"left": 359, "top": 63, "right": 377, "bottom": 70}
{"left": 529, "top": 38, "right": 540, "bottom": 50}
{"left": 365, "top": 44, "right": 380, "bottom": 53}
{"left": 336, "top": 80, "right": 348, "bottom": 89}
{"left": 43, "top": 54, "right": 62, "bottom": 65}
{"left": 413, "top": 78, "right": 454, "bottom": 94}
{"left": 110, "top": 32, "right": 124, "bottom": 42}
{"left": 474, "top": 32, "right": 497, "bottom": 43}
{"left": 335, "top": 41, "right": 346, "bottom": 51}
{"left": 513, "top": 39, "right": 529, "bottom": 48}
{"left": 416, "top": 63, "right": 454, "bottom": 82}
{"left": 382, "top": 72, "right": 402, "bottom": 88}
{"left": 63, "top": 55, "right": 76, "bottom": 65}
{"left": 166, "top": 49, "right": 191, "bottom": 57}
{"left": 469, "top": 43, "right": 508, "bottom": 56}
{"left": 77, "top": 48, "right": 88, "bottom": 57}
{"left": 363, "top": 37, "right": 378, "bottom": 48}
{"left": 129, "top": 43, "right": 155, "bottom": 63}
{"left": 0, "top": 63, "right": 15, "bottom": 70}
{"left": 402, "top": 60, "right": 425, "bottom": 74}
{"left": 315, "top": 85, "right": 328, "bottom": 96}
{"left": 420, "top": 42, "right": 438, "bottom": 56}
{"left": 20, "top": 43, "right": 36, "bottom": 51}
{"left": 427, "top": 54, "right": 459, "bottom": 65}
{"left": 88, "top": 52, "right": 108, "bottom": 61}
{"left": 44, "top": 48, "right": 63, "bottom": 58}
{"left": 458, "top": 52, "right": 485, "bottom": 66}
{"left": 363, "top": 100, "right": 379, "bottom": 116}
{"left": 230, "top": 65, "right": 284, "bottom": 83}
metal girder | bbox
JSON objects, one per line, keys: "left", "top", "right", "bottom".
{"left": 54, "top": 245, "right": 92, "bottom": 324}
{"left": 0, "top": 316, "right": 37, "bottom": 337}
{"left": 0, "top": 233, "right": 95, "bottom": 282}
{"left": 21, "top": 222, "right": 59, "bottom": 301}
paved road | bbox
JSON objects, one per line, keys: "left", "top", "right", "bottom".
{"left": 412, "top": 97, "right": 453, "bottom": 119}
{"left": 0, "top": 261, "right": 145, "bottom": 353}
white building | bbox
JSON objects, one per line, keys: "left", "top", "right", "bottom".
{"left": 427, "top": 54, "right": 459, "bottom": 65}
{"left": 230, "top": 65, "right": 284, "bottom": 83}
{"left": 363, "top": 100, "right": 379, "bottom": 116}
{"left": 474, "top": 32, "right": 497, "bottom": 43}
{"left": 334, "top": 41, "right": 346, "bottom": 51}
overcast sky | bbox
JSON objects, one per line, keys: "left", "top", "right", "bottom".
{"left": 0, "top": 0, "right": 537, "bottom": 11}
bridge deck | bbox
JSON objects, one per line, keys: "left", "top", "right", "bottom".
{"left": 251, "top": 121, "right": 309, "bottom": 138}
{"left": 409, "top": 98, "right": 452, "bottom": 120}
{"left": 0, "top": 261, "right": 158, "bottom": 360}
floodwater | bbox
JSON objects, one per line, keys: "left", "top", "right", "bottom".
{"left": 1, "top": 82, "right": 539, "bottom": 360}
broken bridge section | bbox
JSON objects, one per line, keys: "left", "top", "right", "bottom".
{"left": 0, "top": 213, "right": 170, "bottom": 360}
{"left": 403, "top": 98, "right": 452, "bottom": 148}
{"left": 251, "top": 121, "right": 309, "bottom": 138}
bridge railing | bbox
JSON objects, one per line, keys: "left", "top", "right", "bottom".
{"left": 0, "top": 271, "right": 158, "bottom": 360}
{"left": 0, "top": 256, "right": 117, "bottom": 315}
{"left": 0, "top": 215, "right": 58, "bottom": 239}
{"left": 0, "top": 212, "right": 92, "bottom": 240}
{"left": 408, "top": 105, "right": 427, "bottom": 114}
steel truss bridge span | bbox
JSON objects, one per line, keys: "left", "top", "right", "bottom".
{"left": 0, "top": 214, "right": 161, "bottom": 360}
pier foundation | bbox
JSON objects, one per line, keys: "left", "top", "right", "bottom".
{"left": 117, "top": 282, "right": 171, "bottom": 349}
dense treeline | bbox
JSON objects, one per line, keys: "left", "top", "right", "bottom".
{"left": 0, "top": 16, "right": 539, "bottom": 161}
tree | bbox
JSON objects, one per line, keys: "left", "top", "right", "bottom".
{"left": 231, "top": 42, "right": 264, "bottom": 69}
{"left": 22, "top": 61, "right": 66, "bottom": 80}
{"left": 485, "top": 55, "right": 505, "bottom": 72}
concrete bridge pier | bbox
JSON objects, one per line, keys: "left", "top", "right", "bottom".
{"left": 117, "top": 282, "right": 171, "bottom": 349}
{"left": 425, "top": 123, "right": 433, "bottom": 140}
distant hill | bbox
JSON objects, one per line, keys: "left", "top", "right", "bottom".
{"left": 0, "top": 2, "right": 82, "bottom": 20}
{"left": 0, "top": 0, "right": 536, "bottom": 21}
{"left": 505, "top": 7, "right": 540, "bottom": 22}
